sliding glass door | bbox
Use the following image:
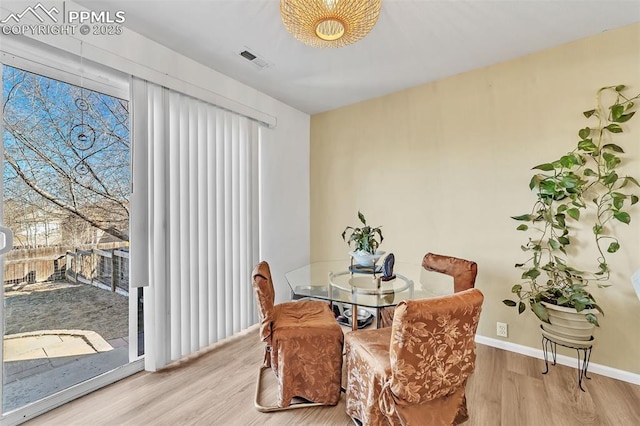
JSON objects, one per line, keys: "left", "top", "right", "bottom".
{"left": 1, "top": 63, "right": 141, "bottom": 416}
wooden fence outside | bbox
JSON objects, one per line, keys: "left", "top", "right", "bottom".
{"left": 65, "top": 247, "right": 129, "bottom": 292}
{"left": 4, "top": 243, "right": 129, "bottom": 293}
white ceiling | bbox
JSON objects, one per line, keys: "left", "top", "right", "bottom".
{"left": 78, "top": 0, "right": 640, "bottom": 114}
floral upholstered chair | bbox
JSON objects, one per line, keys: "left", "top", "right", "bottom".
{"left": 379, "top": 253, "right": 478, "bottom": 328}
{"left": 345, "top": 288, "right": 484, "bottom": 425}
{"left": 422, "top": 253, "right": 478, "bottom": 293}
{"left": 252, "top": 261, "right": 344, "bottom": 411}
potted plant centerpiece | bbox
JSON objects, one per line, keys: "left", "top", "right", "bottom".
{"left": 342, "top": 211, "right": 384, "bottom": 267}
{"left": 503, "top": 85, "right": 640, "bottom": 343}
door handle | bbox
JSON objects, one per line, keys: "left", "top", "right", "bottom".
{"left": 0, "top": 226, "right": 14, "bottom": 255}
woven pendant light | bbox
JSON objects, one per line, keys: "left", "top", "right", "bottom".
{"left": 280, "top": 0, "right": 382, "bottom": 48}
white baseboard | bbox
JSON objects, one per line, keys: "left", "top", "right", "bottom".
{"left": 475, "top": 335, "right": 640, "bottom": 386}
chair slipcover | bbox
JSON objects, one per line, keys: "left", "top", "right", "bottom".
{"left": 422, "top": 252, "right": 478, "bottom": 293}
{"left": 252, "top": 261, "right": 343, "bottom": 407}
{"left": 379, "top": 253, "right": 478, "bottom": 328}
{"left": 345, "top": 288, "right": 484, "bottom": 425}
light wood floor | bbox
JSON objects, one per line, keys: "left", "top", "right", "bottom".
{"left": 27, "top": 327, "right": 640, "bottom": 426}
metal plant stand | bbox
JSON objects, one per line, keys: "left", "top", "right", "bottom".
{"left": 541, "top": 331, "right": 593, "bottom": 392}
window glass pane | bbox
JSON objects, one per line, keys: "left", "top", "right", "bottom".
{"left": 2, "top": 64, "right": 134, "bottom": 412}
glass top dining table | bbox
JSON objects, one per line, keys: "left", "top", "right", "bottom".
{"left": 285, "top": 260, "right": 454, "bottom": 330}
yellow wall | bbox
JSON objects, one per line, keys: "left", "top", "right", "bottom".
{"left": 310, "top": 23, "right": 640, "bottom": 373}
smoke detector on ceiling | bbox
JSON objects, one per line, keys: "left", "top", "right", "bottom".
{"left": 238, "top": 47, "right": 271, "bottom": 70}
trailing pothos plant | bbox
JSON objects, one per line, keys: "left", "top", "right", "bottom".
{"left": 503, "top": 85, "right": 640, "bottom": 326}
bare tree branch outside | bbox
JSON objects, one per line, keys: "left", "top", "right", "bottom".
{"left": 2, "top": 65, "right": 130, "bottom": 248}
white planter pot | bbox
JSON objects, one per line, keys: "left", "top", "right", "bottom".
{"left": 540, "top": 301, "right": 598, "bottom": 344}
{"left": 349, "top": 250, "right": 385, "bottom": 267}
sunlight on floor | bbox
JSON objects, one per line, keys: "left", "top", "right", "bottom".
{"left": 3, "top": 330, "right": 113, "bottom": 362}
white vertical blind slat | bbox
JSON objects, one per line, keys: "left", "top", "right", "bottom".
{"left": 239, "top": 120, "right": 248, "bottom": 330}
{"left": 207, "top": 109, "right": 217, "bottom": 344}
{"left": 188, "top": 99, "right": 199, "bottom": 354}
{"left": 168, "top": 91, "right": 181, "bottom": 361}
{"left": 224, "top": 114, "right": 234, "bottom": 337}
{"left": 251, "top": 126, "right": 261, "bottom": 322}
{"left": 249, "top": 122, "right": 260, "bottom": 324}
{"left": 231, "top": 115, "right": 240, "bottom": 334}
{"left": 216, "top": 110, "right": 226, "bottom": 340}
{"left": 153, "top": 84, "right": 170, "bottom": 368}
{"left": 131, "top": 77, "right": 259, "bottom": 371}
{"left": 197, "top": 104, "right": 210, "bottom": 349}
{"left": 178, "top": 96, "right": 190, "bottom": 357}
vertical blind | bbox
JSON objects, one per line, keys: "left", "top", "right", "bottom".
{"left": 131, "top": 77, "right": 259, "bottom": 371}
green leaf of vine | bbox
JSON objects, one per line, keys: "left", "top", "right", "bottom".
{"left": 578, "top": 139, "right": 597, "bottom": 151}
{"left": 531, "top": 302, "right": 549, "bottom": 323}
{"left": 613, "top": 111, "right": 635, "bottom": 123}
{"left": 566, "top": 208, "right": 580, "bottom": 220}
{"left": 611, "top": 104, "right": 624, "bottom": 120}
{"left": 578, "top": 127, "right": 591, "bottom": 139}
{"left": 625, "top": 177, "right": 639, "bottom": 187}
{"left": 605, "top": 123, "right": 623, "bottom": 133}
{"left": 585, "top": 313, "right": 599, "bottom": 326}
{"left": 602, "top": 143, "right": 624, "bottom": 153}
{"left": 532, "top": 163, "right": 555, "bottom": 171}
{"left": 613, "top": 211, "right": 630, "bottom": 224}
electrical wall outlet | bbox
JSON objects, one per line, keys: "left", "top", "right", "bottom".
{"left": 496, "top": 322, "right": 508, "bottom": 338}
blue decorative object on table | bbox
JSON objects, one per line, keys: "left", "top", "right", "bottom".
{"left": 381, "top": 253, "right": 396, "bottom": 281}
